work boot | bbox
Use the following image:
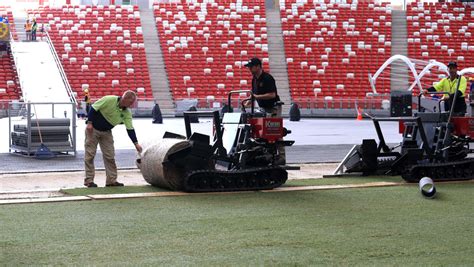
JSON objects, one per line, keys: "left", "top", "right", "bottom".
{"left": 85, "top": 182, "right": 98, "bottom": 188}
{"left": 106, "top": 182, "right": 124, "bottom": 187}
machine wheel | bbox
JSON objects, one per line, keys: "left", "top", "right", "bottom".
{"left": 455, "top": 167, "right": 464, "bottom": 178}
{"left": 436, "top": 167, "right": 445, "bottom": 179}
{"left": 210, "top": 177, "right": 224, "bottom": 189}
{"left": 223, "top": 177, "right": 234, "bottom": 188}
{"left": 446, "top": 167, "right": 454, "bottom": 178}
{"left": 199, "top": 177, "right": 210, "bottom": 189}
{"left": 235, "top": 177, "right": 246, "bottom": 188}
{"left": 464, "top": 167, "right": 473, "bottom": 177}
{"left": 259, "top": 178, "right": 271, "bottom": 187}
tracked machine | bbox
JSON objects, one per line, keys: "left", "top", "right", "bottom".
{"left": 336, "top": 90, "right": 474, "bottom": 183}
{"left": 138, "top": 91, "right": 294, "bottom": 192}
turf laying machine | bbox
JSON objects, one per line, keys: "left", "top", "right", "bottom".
{"left": 335, "top": 88, "right": 474, "bottom": 183}
{"left": 138, "top": 90, "right": 294, "bottom": 192}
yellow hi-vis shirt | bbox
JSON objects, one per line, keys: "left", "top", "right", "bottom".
{"left": 91, "top": 95, "right": 134, "bottom": 130}
{"left": 433, "top": 76, "right": 467, "bottom": 97}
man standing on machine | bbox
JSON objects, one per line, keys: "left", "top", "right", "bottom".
{"left": 244, "top": 57, "right": 286, "bottom": 165}
{"left": 425, "top": 61, "right": 467, "bottom": 116}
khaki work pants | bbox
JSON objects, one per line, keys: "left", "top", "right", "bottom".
{"left": 263, "top": 105, "right": 286, "bottom": 160}
{"left": 84, "top": 129, "right": 117, "bottom": 185}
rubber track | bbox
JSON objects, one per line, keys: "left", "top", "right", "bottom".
{"left": 402, "top": 159, "right": 474, "bottom": 182}
{"left": 183, "top": 166, "right": 288, "bottom": 192}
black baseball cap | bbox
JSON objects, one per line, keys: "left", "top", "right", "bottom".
{"left": 447, "top": 61, "right": 457, "bottom": 68}
{"left": 245, "top": 57, "right": 262, "bottom": 67}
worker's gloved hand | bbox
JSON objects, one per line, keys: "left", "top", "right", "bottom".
{"left": 86, "top": 123, "right": 93, "bottom": 135}
{"left": 135, "top": 143, "right": 143, "bottom": 153}
{"left": 442, "top": 94, "right": 450, "bottom": 100}
{"left": 424, "top": 87, "right": 436, "bottom": 95}
{"left": 242, "top": 98, "right": 251, "bottom": 108}
{"left": 241, "top": 99, "right": 250, "bottom": 112}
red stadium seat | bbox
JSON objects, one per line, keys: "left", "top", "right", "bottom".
{"left": 153, "top": 0, "right": 269, "bottom": 103}
{"left": 0, "top": 6, "right": 21, "bottom": 100}
{"left": 280, "top": 1, "right": 392, "bottom": 108}
{"left": 407, "top": 2, "right": 472, "bottom": 96}
{"left": 28, "top": 5, "right": 151, "bottom": 100}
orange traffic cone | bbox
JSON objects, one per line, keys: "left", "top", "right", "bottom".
{"left": 356, "top": 107, "right": 363, "bottom": 121}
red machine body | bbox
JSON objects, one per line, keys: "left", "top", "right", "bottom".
{"left": 398, "top": 121, "right": 404, "bottom": 134}
{"left": 250, "top": 117, "right": 284, "bottom": 143}
{"left": 452, "top": 117, "right": 474, "bottom": 138}
{"left": 399, "top": 117, "right": 474, "bottom": 138}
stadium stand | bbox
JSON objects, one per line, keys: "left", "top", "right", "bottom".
{"left": 280, "top": 1, "right": 392, "bottom": 108}
{"left": 28, "top": 5, "right": 151, "bottom": 100}
{"left": 153, "top": 0, "right": 269, "bottom": 105}
{"left": 0, "top": 52, "right": 20, "bottom": 101}
{"left": 0, "top": 7, "right": 20, "bottom": 101}
{"left": 407, "top": 1, "right": 473, "bottom": 87}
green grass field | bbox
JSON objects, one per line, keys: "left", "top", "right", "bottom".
{"left": 2, "top": 180, "right": 474, "bottom": 265}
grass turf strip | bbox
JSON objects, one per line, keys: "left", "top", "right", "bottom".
{"left": 2, "top": 183, "right": 474, "bottom": 265}
{"left": 61, "top": 176, "right": 405, "bottom": 196}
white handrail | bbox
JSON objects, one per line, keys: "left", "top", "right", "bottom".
{"left": 44, "top": 31, "right": 77, "bottom": 105}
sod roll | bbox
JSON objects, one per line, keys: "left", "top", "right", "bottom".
{"left": 138, "top": 138, "right": 191, "bottom": 191}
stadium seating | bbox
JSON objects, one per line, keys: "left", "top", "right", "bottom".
{"left": 0, "top": 7, "right": 20, "bottom": 101}
{"left": 29, "top": 5, "right": 151, "bottom": 100}
{"left": 0, "top": 52, "right": 21, "bottom": 100}
{"left": 280, "top": 1, "right": 392, "bottom": 107}
{"left": 407, "top": 2, "right": 474, "bottom": 88}
{"left": 153, "top": 0, "right": 269, "bottom": 103}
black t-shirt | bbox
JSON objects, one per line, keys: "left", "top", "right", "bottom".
{"left": 251, "top": 71, "right": 280, "bottom": 109}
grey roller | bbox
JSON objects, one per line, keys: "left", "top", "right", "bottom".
{"left": 137, "top": 138, "right": 192, "bottom": 191}
{"left": 29, "top": 119, "right": 70, "bottom": 127}
{"left": 14, "top": 125, "right": 70, "bottom": 134}
{"left": 13, "top": 133, "right": 69, "bottom": 142}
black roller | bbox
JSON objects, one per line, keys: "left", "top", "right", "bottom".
{"left": 14, "top": 125, "right": 70, "bottom": 134}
